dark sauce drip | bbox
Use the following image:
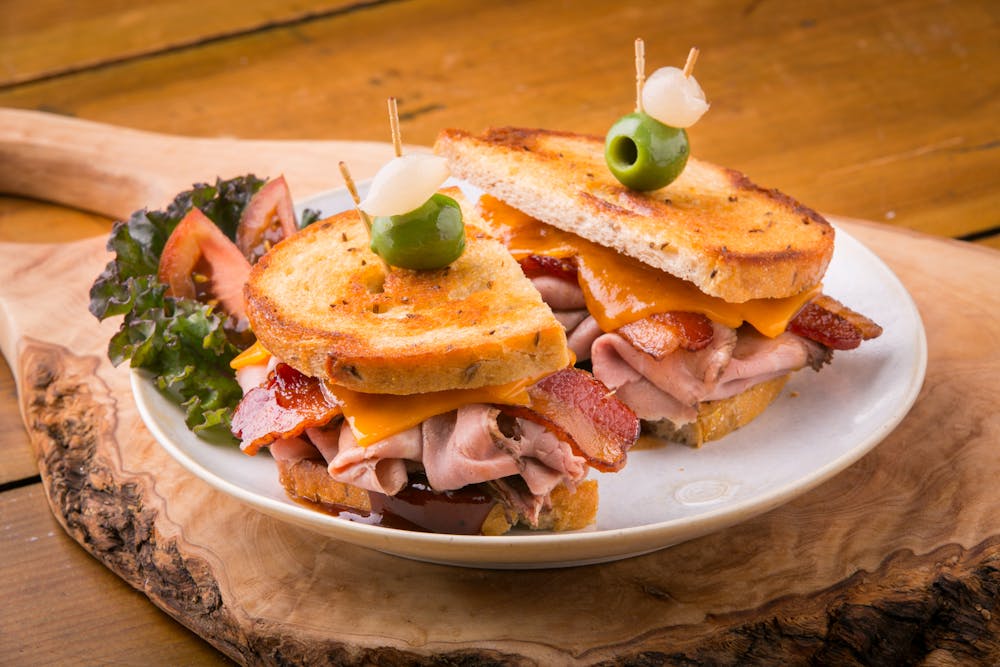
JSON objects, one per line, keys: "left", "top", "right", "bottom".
{"left": 372, "top": 473, "right": 498, "bottom": 535}
{"left": 290, "top": 472, "right": 499, "bottom": 535}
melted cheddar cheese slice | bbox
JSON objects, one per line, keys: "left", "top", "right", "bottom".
{"left": 478, "top": 195, "right": 819, "bottom": 337}
{"left": 232, "top": 341, "right": 536, "bottom": 446}
{"left": 326, "top": 379, "right": 534, "bottom": 446}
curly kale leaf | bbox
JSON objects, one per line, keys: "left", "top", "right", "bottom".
{"left": 89, "top": 175, "right": 266, "bottom": 437}
{"left": 109, "top": 290, "right": 245, "bottom": 433}
{"left": 299, "top": 207, "right": 321, "bottom": 228}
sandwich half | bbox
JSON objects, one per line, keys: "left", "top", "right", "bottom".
{"left": 435, "top": 128, "right": 883, "bottom": 446}
{"left": 230, "top": 188, "right": 639, "bottom": 534}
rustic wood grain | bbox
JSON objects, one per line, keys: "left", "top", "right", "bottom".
{"left": 0, "top": 484, "right": 233, "bottom": 665}
{"left": 0, "top": 0, "right": 381, "bottom": 87}
{"left": 0, "top": 359, "right": 36, "bottom": 484}
{"left": 1, "top": 0, "right": 996, "bottom": 241}
{"left": 1, "top": 214, "right": 998, "bottom": 664}
{"left": 0, "top": 108, "right": 400, "bottom": 219}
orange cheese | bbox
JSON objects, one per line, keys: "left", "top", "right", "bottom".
{"left": 479, "top": 195, "right": 818, "bottom": 337}
{"left": 230, "top": 339, "right": 271, "bottom": 370}
{"left": 326, "top": 377, "right": 536, "bottom": 446}
{"left": 228, "top": 340, "right": 540, "bottom": 447}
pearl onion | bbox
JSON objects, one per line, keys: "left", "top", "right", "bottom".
{"left": 641, "top": 66, "right": 710, "bottom": 129}
{"left": 359, "top": 154, "right": 451, "bottom": 216}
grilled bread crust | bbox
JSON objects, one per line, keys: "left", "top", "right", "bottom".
{"left": 244, "top": 188, "right": 571, "bottom": 394}
{"left": 644, "top": 374, "right": 790, "bottom": 447}
{"left": 435, "top": 127, "right": 835, "bottom": 303}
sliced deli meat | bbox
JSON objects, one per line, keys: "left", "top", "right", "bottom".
{"left": 325, "top": 424, "right": 419, "bottom": 496}
{"left": 592, "top": 324, "right": 830, "bottom": 424}
{"left": 230, "top": 362, "right": 628, "bottom": 511}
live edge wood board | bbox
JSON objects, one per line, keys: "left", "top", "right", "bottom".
{"left": 2, "top": 116, "right": 1000, "bottom": 665}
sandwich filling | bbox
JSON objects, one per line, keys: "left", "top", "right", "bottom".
{"left": 477, "top": 195, "right": 882, "bottom": 433}
{"left": 230, "top": 355, "right": 638, "bottom": 533}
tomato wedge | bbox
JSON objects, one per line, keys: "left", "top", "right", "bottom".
{"left": 235, "top": 175, "right": 298, "bottom": 263}
{"left": 158, "top": 207, "right": 251, "bottom": 321}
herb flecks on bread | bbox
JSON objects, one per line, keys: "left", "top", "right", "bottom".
{"left": 244, "top": 188, "right": 571, "bottom": 394}
{"left": 435, "top": 127, "right": 834, "bottom": 303}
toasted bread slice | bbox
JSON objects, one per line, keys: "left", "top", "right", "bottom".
{"left": 245, "top": 188, "right": 571, "bottom": 394}
{"left": 435, "top": 127, "right": 834, "bottom": 303}
{"left": 645, "top": 374, "right": 790, "bottom": 447}
{"left": 276, "top": 457, "right": 597, "bottom": 535}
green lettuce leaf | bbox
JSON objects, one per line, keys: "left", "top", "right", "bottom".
{"left": 90, "top": 175, "right": 267, "bottom": 439}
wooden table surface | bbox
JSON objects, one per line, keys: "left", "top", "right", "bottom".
{"left": 1, "top": 1, "right": 997, "bottom": 664}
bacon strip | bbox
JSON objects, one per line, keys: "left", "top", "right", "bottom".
{"left": 517, "top": 368, "right": 639, "bottom": 472}
{"left": 519, "top": 254, "right": 578, "bottom": 283}
{"left": 231, "top": 363, "right": 342, "bottom": 455}
{"left": 788, "top": 294, "right": 883, "bottom": 350}
{"left": 616, "top": 311, "right": 715, "bottom": 360}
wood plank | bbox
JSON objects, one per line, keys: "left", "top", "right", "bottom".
{"left": 0, "top": 483, "right": 233, "bottom": 665}
{"left": 0, "top": 359, "right": 35, "bottom": 485}
{"left": 0, "top": 0, "right": 381, "bottom": 87}
{"left": 975, "top": 233, "right": 1000, "bottom": 251}
{"left": 0, "top": 109, "right": 399, "bottom": 220}
{"left": 0, "top": 0, "right": 996, "bottom": 241}
{"left": 0, "top": 197, "right": 111, "bottom": 243}
{"left": 0, "top": 197, "right": 109, "bottom": 486}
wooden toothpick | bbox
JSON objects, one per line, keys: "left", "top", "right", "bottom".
{"left": 634, "top": 38, "right": 646, "bottom": 112}
{"left": 339, "top": 161, "right": 363, "bottom": 207}
{"left": 339, "top": 161, "right": 373, "bottom": 231}
{"left": 683, "top": 47, "right": 700, "bottom": 78}
{"left": 387, "top": 97, "right": 403, "bottom": 157}
{"left": 339, "top": 161, "right": 390, "bottom": 271}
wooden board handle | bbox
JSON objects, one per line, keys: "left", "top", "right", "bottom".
{"left": 0, "top": 108, "right": 397, "bottom": 219}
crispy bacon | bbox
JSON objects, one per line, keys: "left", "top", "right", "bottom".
{"left": 510, "top": 367, "right": 639, "bottom": 472}
{"left": 788, "top": 295, "right": 883, "bottom": 350}
{"left": 232, "top": 363, "right": 342, "bottom": 455}
{"left": 616, "top": 311, "right": 715, "bottom": 360}
{"left": 235, "top": 175, "right": 299, "bottom": 264}
{"left": 518, "top": 254, "right": 578, "bottom": 283}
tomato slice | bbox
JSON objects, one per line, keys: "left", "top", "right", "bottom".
{"left": 235, "top": 175, "right": 298, "bottom": 263}
{"left": 158, "top": 207, "right": 251, "bottom": 321}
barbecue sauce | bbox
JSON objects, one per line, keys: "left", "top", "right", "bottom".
{"left": 291, "top": 473, "right": 500, "bottom": 535}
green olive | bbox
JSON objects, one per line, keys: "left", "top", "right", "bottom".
{"left": 370, "top": 193, "right": 465, "bottom": 270}
{"left": 604, "top": 111, "right": 690, "bottom": 191}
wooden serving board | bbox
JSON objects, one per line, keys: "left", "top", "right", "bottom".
{"left": 3, "top": 110, "right": 1000, "bottom": 665}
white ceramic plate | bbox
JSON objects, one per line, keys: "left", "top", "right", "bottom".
{"left": 132, "top": 182, "right": 926, "bottom": 569}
